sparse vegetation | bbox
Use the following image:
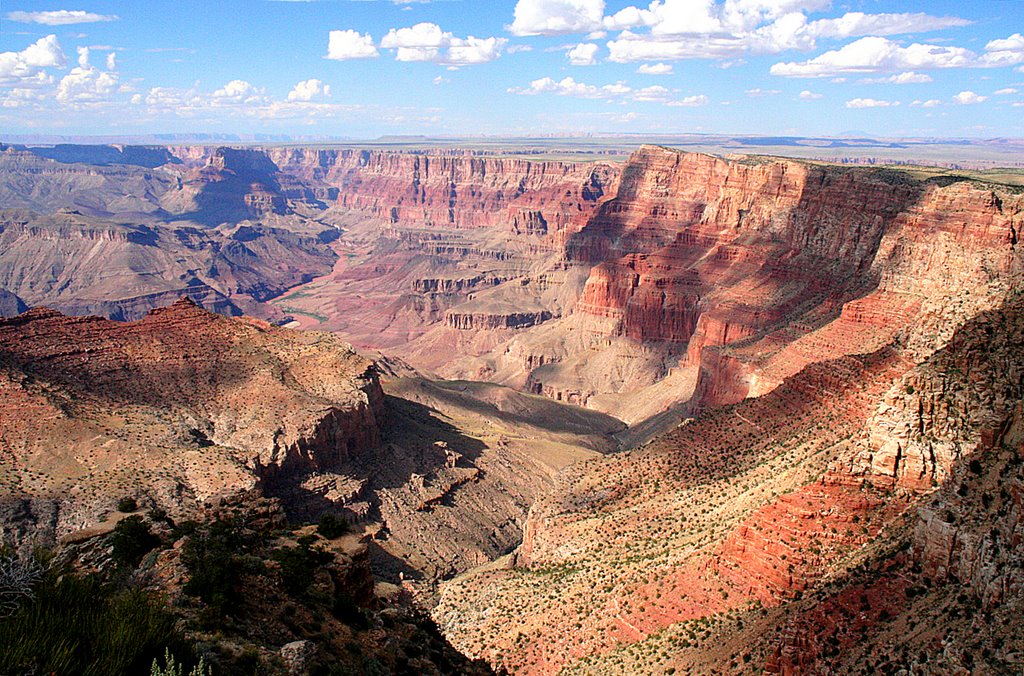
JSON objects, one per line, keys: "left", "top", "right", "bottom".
{"left": 0, "top": 565, "right": 196, "bottom": 676}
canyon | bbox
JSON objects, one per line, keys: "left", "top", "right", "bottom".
{"left": 1, "top": 140, "right": 1023, "bottom": 674}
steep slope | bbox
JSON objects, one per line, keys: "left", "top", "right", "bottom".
{"left": 441, "top": 147, "right": 1022, "bottom": 425}
{"left": 0, "top": 299, "right": 622, "bottom": 592}
{"left": 0, "top": 289, "right": 27, "bottom": 317}
{"left": 0, "top": 209, "right": 339, "bottom": 321}
{"left": 434, "top": 287, "right": 1024, "bottom": 674}
{"left": 0, "top": 298, "right": 384, "bottom": 541}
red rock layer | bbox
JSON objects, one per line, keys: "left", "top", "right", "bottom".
{"left": 0, "top": 299, "right": 383, "bottom": 480}
{"left": 266, "top": 147, "right": 618, "bottom": 234}
{"left": 553, "top": 146, "right": 1022, "bottom": 413}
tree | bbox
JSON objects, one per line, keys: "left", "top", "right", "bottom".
{"left": 110, "top": 516, "right": 161, "bottom": 568}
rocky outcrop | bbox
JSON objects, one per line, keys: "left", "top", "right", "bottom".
{"left": 445, "top": 310, "right": 552, "bottom": 331}
{"left": 0, "top": 298, "right": 383, "bottom": 542}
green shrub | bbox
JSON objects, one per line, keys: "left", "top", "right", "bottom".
{"left": 118, "top": 496, "right": 139, "bottom": 513}
{"left": 110, "top": 516, "right": 162, "bottom": 568}
{"left": 181, "top": 518, "right": 261, "bottom": 616}
{"left": 272, "top": 541, "right": 333, "bottom": 597}
{"left": 0, "top": 569, "right": 193, "bottom": 676}
{"left": 317, "top": 513, "right": 350, "bottom": 539}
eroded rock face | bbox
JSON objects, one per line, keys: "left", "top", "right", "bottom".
{"left": 0, "top": 298, "right": 383, "bottom": 542}
{"left": 436, "top": 293, "right": 1024, "bottom": 676}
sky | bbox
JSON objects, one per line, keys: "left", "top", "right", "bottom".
{"left": 1, "top": 0, "right": 1023, "bottom": 138}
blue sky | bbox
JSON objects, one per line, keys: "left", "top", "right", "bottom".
{"left": 1, "top": 0, "right": 1022, "bottom": 138}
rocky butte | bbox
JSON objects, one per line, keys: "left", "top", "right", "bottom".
{"left": 1, "top": 141, "right": 1023, "bottom": 674}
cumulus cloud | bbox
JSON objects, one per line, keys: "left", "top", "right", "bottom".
{"left": 56, "top": 45, "right": 119, "bottom": 104}
{"left": 806, "top": 12, "right": 969, "bottom": 40}
{"left": 745, "top": 87, "right": 780, "bottom": 97}
{"left": 952, "top": 90, "right": 987, "bottom": 105}
{"left": 637, "top": 62, "right": 672, "bottom": 75}
{"left": 326, "top": 30, "right": 379, "bottom": 60}
{"left": 633, "top": 84, "right": 670, "bottom": 100}
{"left": 288, "top": 78, "right": 331, "bottom": 101}
{"left": 845, "top": 97, "right": 899, "bottom": 108}
{"left": 567, "top": 42, "right": 599, "bottom": 65}
{"left": 211, "top": 79, "right": 269, "bottom": 104}
{"left": 509, "top": 0, "right": 605, "bottom": 36}
{"left": 0, "top": 34, "right": 66, "bottom": 86}
{"left": 910, "top": 99, "right": 941, "bottom": 108}
{"left": 6, "top": 10, "right": 118, "bottom": 25}
{"left": 772, "top": 37, "right": 973, "bottom": 77}
{"left": 602, "top": 5, "right": 970, "bottom": 64}
{"left": 771, "top": 34, "right": 1024, "bottom": 77}
{"left": 861, "top": 71, "right": 933, "bottom": 84}
{"left": 666, "top": 94, "right": 708, "bottom": 107}
{"left": 798, "top": 89, "right": 822, "bottom": 99}
{"left": 380, "top": 23, "right": 506, "bottom": 65}
{"left": 446, "top": 36, "right": 507, "bottom": 65}
{"left": 995, "top": 87, "right": 1018, "bottom": 95}
{"left": 508, "top": 75, "right": 679, "bottom": 103}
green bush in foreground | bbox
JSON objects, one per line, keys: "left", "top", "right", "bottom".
{"left": 0, "top": 568, "right": 197, "bottom": 676}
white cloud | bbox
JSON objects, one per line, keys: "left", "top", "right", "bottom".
{"left": 509, "top": 0, "right": 605, "bottom": 36}
{"left": 772, "top": 37, "right": 974, "bottom": 77}
{"left": 0, "top": 34, "right": 66, "bottom": 86}
{"left": 509, "top": 75, "right": 678, "bottom": 104}
{"left": 380, "top": 23, "right": 506, "bottom": 65}
{"left": 288, "top": 78, "right": 331, "bottom": 101}
{"left": 633, "top": 84, "right": 670, "bottom": 100}
{"left": 56, "top": 46, "right": 119, "bottom": 104}
{"left": 6, "top": 10, "right": 118, "bottom": 25}
{"left": 806, "top": 12, "right": 970, "bottom": 40}
{"left": 447, "top": 36, "right": 507, "bottom": 65}
{"left": 432, "top": 76, "right": 448, "bottom": 85}
{"left": 211, "top": 80, "right": 269, "bottom": 104}
{"left": 567, "top": 42, "right": 599, "bottom": 65}
{"left": 952, "top": 90, "right": 987, "bottom": 105}
{"left": 845, "top": 97, "right": 899, "bottom": 108}
{"left": 995, "top": 87, "right": 1018, "bottom": 95}
{"left": 982, "top": 33, "right": 1024, "bottom": 67}
{"left": 862, "top": 71, "right": 933, "bottom": 84}
{"left": 105, "top": 52, "right": 117, "bottom": 71}
{"left": 910, "top": 99, "right": 941, "bottom": 107}
{"left": 798, "top": 89, "right": 822, "bottom": 99}
{"left": 745, "top": 87, "right": 780, "bottom": 97}
{"left": 637, "top": 62, "right": 672, "bottom": 75}
{"left": 326, "top": 30, "right": 379, "bottom": 60}
{"left": 510, "top": 76, "right": 608, "bottom": 98}
{"left": 772, "top": 33, "right": 1024, "bottom": 77}
{"left": 602, "top": 6, "right": 970, "bottom": 64}
{"left": 381, "top": 23, "right": 445, "bottom": 61}
{"left": 603, "top": 5, "right": 657, "bottom": 32}
{"left": 666, "top": 94, "right": 708, "bottom": 107}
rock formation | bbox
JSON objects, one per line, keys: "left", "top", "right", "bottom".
{"left": 434, "top": 291, "right": 1024, "bottom": 675}
{"left": 0, "top": 298, "right": 383, "bottom": 542}
{"left": 0, "top": 299, "right": 622, "bottom": 592}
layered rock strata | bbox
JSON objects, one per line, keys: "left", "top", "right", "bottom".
{"left": 0, "top": 298, "right": 382, "bottom": 541}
